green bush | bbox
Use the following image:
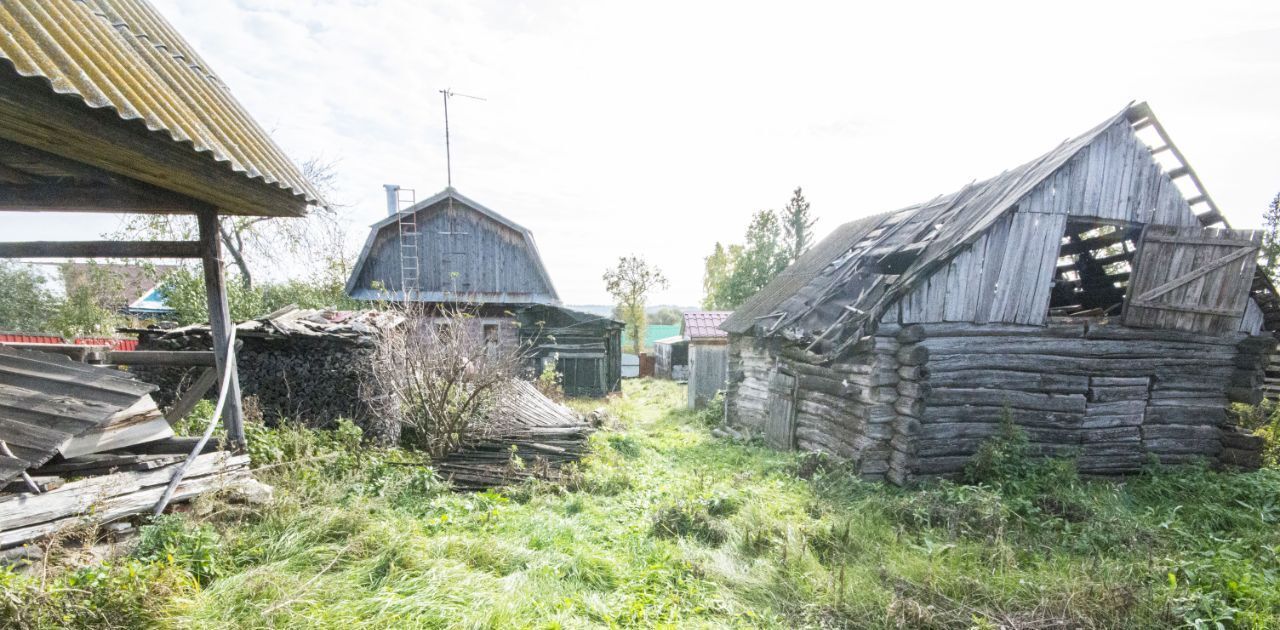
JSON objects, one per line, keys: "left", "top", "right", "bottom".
{"left": 134, "top": 514, "right": 222, "bottom": 586}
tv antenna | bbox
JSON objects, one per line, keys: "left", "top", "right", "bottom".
{"left": 440, "top": 88, "right": 486, "bottom": 189}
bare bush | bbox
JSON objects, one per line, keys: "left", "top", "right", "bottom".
{"left": 366, "top": 304, "right": 531, "bottom": 457}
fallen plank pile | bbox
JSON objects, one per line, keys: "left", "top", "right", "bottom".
{"left": 132, "top": 307, "right": 405, "bottom": 443}
{"left": 434, "top": 381, "right": 594, "bottom": 491}
{"left": 0, "top": 347, "right": 251, "bottom": 549}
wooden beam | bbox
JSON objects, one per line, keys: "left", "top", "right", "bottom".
{"left": 0, "top": 240, "right": 201, "bottom": 259}
{"left": 197, "top": 209, "right": 245, "bottom": 448}
{"left": 105, "top": 350, "right": 216, "bottom": 367}
{"left": 0, "top": 184, "right": 208, "bottom": 214}
{"left": 164, "top": 368, "right": 219, "bottom": 424}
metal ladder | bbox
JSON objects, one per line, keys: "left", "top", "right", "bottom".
{"left": 395, "top": 188, "right": 419, "bottom": 300}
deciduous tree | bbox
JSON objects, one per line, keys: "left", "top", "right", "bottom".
{"left": 603, "top": 256, "right": 669, "bottom": 355}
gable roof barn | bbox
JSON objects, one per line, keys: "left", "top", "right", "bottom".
{"left": 722, "top": 102, "right": 1280, "bottom": 354}
{"left": 721, "top": 102, "right": 1277, "bottom": 482}
{"left": 346, "top": 187, "right": 560, "bottom": 304}
{"left": 0, "top": 0, "right": 322, "bottom": 216}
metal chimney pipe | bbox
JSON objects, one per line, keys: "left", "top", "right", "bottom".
{"left": 383, "top": 184, "right": 400, "bottom": 215}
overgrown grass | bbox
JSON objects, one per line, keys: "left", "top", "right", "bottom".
{"left": 5, "top": 379, "right": 1280, "bottom": 628}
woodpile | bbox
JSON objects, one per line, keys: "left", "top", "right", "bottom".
{"left": 132, "top": 307, "right": 405, "bottom": 443}
{"left": 434, "top": 381, "right": 593, "bottom": 491}
{"left": 0, "top": 347, "right": 252, "bottom": 549}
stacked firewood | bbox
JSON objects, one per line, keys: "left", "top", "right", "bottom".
{"left": 132, "top": 308, "right": 405, "bottom": 443}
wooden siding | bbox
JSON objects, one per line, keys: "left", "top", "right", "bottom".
{"left": 898, "top": 212, "right": 1066, "bottom": 325}
{"left": 350, "top": 200, "right": 555, "bottom": 302}
{"left": 688, "top": 343, "right": 729, "bottom": 408}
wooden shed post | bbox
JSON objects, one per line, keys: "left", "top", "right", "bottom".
{"left": 197, "top": 209, "right": 246, "bottom": 448}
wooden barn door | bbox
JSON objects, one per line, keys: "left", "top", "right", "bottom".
{"left": 765, "top": 371, "right": 797, "bottom": 450}
{"left": 1123, "top": 225, "right": 1260, "bottom": 334}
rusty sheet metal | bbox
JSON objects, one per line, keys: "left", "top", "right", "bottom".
{"left": 0, "top": 0, "right": 321, "bottom": 209}
{"left": 0, "top": 346, "right": 158, "bottom": 483}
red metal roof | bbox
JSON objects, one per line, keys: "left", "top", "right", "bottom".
{"left": 0, "top": 332, "right": 136, "bottom": 350}
{"left": 682, "top": 311, "right": 732, "bottom": 340}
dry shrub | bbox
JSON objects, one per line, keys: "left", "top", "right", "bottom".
{"left": 366, "top": 304, "right": 531, "bottom": 457}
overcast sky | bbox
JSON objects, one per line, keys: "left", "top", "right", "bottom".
{"left": 12, "top": 0, "right": 1280, "bottom": 305}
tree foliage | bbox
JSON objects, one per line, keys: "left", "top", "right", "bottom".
{"left": 1262, "top": 192, "right": 1280, "bottom": 279}
{"left": 159, "top": 266, "right": 361, "bottom": 325}
{"left": 46, "top": 263, "right": 129, "bottom": 338}
{"left": 0, "top": 261, "right": 58, "bottom": 333}
{"left": 780, "top": 187, "right": 816, "bottom": 262}
{"left": 603, "top": 256, "right": 669, "bottom": 355}
{"left": 702, "top": 208, "right": 791, "bottom": 310}
{"left": 648, "top": 306, "right": 683, "bottom": 326}
{"left": 111, "top": 157, "right": 352, "bottom": 290}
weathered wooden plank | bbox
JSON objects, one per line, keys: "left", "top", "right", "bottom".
{"left": 0, "top": 453, "right": 247, "bottom": 531}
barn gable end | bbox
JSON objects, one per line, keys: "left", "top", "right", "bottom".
{"left": 346, "top": 188, "right": 559, "bottom": 304}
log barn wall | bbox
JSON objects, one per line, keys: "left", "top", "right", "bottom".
{"left": 908, "top": 321, "right": 1268, "bottom": 479}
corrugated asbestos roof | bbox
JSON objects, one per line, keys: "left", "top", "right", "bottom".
{"left": 721, "top": 105, "right": 1132, "bottom": 346}
{"left": 0, "top": 0, "right": 322, "bottom": 210}
{"left": 0, "top": 347, "right": 159, "bottom": 483}
{"left": 683, "top": 312, "right": 732, "bottom": 340}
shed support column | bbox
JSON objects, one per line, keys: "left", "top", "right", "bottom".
{"left": 197, "top": 209, "right": 245, "bottom": 449}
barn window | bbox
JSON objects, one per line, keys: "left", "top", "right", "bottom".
{"left": 483, "top": 323, "right": 499, "bottom": 343}
{"left": 1048, "top": 220, "right": 1142, "bottom": 317}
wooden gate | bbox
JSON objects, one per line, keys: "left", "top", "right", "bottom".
{"left": 765, "top": 371, "right": 797, "bottom": 450}
{"left": 1123, "top": 225, "right": 1260, "bottom": 334}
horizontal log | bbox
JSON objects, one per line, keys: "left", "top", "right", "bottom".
{"left": 0, "top": 240, "right": 201, "bottom": 259}
{"left": 1088, "top": 386, "right": 1150, "bottom": 403}
{"left": 1143, "top": 438, "right": 1222, "bottom": 455}
{"left": 898, "top": 365, "right": 928, "bottom": 381}
{"left": 896, "top": 324, "right": 926, "bottom": 344}
{"left": 1091, "top": 376, "right": 1151, "bottom": 387}
{"left": 1144, "top": 406, "right": 1227, "bottom": 426}
{"left": 928, "top": 354, "right": 1234, "bottom": 376}
{"left": 929, "top": 388, "right": 1086, "bottom": 413}
{"left": 923, "top": 337, "right": 1236, "bottom": 359}
{"left": 920, "top": 323, "right": 1086, "bottom": 338}
{"left": 1081, "top": 413, "right": 1144, "bottom": 429}
{"left": 923, "top": 406, "right": 1084, "bottom": 428}
{"left": 895, "top": 395, "right": 924, "bottom": 418}
{"left": 928, "top": 369, "right": 1088, "bottom": 394}
{"left": 896, "top": 345, "right": 928, "bottom": 366}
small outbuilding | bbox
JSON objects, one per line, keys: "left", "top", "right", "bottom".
{"left": 654, "top": 335, "right": 689, "bottom": 380}
{"left": 720, "top": 103, "right": 1277, "bottom": 483}
{"left": 684, "top": 311, "right": 732, "bottom": 408}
